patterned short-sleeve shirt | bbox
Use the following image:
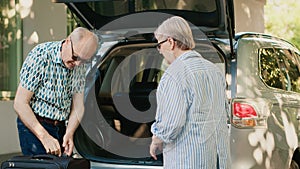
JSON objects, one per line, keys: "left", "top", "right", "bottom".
{"left": 20, "top": 41, "right": 86, "bottom": 121}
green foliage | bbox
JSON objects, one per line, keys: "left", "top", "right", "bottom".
{"left": 265, "top": 0, "right": 300, "bottom": 49}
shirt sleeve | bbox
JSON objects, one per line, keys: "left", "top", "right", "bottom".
{"left": 151, "top": 73, "right": 188, "bottom": 143}
{"left": 20, "top": 46, "right": 46, "bottom": 92}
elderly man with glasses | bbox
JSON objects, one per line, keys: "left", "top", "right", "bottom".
{"left": 14, "top": 27, "right": 98, "bottom": 157}
{"left": 149, "top": 16, "right": 230, "bottom": 169}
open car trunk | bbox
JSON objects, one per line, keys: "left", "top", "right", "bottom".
{"left": 53, "top": 0, "right": 234, "bottom": 167}
{"left": 73, "top": 34, "right": 228, "bottom": 166}
{"left": 53, "top": 0, "right": 234, "bottom": 37}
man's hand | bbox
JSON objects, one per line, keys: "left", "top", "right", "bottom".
{"left": 40, "top": 133, "right": 62, "bottom": 156}
{"left": 150, "top": 142, "right": 163, "bottom": 160}
{"left": 62, "top": 133, "right": 74, "bottom": 156}
{"left": 149, "top": 135, "right": 163, "bottom": 160}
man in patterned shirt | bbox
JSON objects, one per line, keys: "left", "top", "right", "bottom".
{"left": 14, "top": 27, "right": 98, "bottom": 156}
{"left": 149, "top": 16, "right": 230, "bottom": 168}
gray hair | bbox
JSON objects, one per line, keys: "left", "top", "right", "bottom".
{"left": 69, "top": 27, "right": 99, "bottom": 57}
{"left": 69, "top": 27, "right": 98, "bottom": 45}
{"left": 155, "top": 16, "right": 195, "bottom": 50}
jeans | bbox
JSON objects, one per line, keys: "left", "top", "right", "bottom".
{"left": 17, "top": 118, "right": 66, "bottom": 155}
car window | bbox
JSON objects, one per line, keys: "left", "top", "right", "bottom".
{"left": 292, "top": 52, "right": 300, "bottom": 92}
{"left": 259, "top": 48, "right": 300, "bottom": 93}
{"left": 98, "top": 46, "right": 163, "bottom": 95}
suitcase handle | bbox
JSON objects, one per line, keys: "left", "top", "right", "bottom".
{"left": 33, "top": 154, "right": 59, "bottom": 160}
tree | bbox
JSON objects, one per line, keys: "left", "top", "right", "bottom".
{"left": 265, "top": 0, "right": 300, "bottom": 49}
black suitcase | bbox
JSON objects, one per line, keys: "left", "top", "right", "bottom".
{"left": 1, "top": 154, "right": 90, "bottom": 169}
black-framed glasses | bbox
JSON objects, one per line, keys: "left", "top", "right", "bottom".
{"left": 70, "top": 38, "right": 91, "bottom": 63}
{"left": 156, "top": 39, "right": 168, "bottom": 50}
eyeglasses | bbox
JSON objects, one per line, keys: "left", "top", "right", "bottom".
{"left": 156, "top": 39, "right": 168, "bottom": 50}
{"left": 70, "top": 38, "right": 91, "bottom": 63}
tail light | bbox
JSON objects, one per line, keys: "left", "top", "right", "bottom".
{"left": 232, "top": 102, "right": 258, "bottom": 128}
{"left": 234, "top": 102, "right": 257, "bottom": 118}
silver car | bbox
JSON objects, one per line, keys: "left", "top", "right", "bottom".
{"left": 53, "top": 0, "right": 300, "bottom": 169}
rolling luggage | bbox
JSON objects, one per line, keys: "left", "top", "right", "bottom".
{"left": 1, "top": 154, "right": 90, "bottom": 169}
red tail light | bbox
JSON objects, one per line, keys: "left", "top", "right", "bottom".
{"left": 232, "top": 102, "right": 258, "bottom": 128}
{"left": 233, "top": 102, "right": 257, "bottom": 118}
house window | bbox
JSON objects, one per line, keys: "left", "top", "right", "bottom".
{"left": 0, "top": 0, "right": 23, "bottom": 100}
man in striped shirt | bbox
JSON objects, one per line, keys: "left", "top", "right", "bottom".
{"left": 149, "top": 16, "right": 231, "bottom": 169}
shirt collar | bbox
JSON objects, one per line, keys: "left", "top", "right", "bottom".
{"left": 177, "top": 50, "right": 202, "bottom": 61}
{"left": 53, "top": 40, "right": 66, "bottom": 66}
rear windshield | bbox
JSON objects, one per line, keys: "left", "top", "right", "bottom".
{"left": 88, "top": 0, "right": 217, "bottom": 16}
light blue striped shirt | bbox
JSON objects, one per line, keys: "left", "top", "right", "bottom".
{"left": 151, "top": 50, "right": 230, "bottom": 169}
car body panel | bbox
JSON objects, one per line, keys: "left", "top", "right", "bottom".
{"left": 231, "top": 33, "right": 300, "bottom": 169}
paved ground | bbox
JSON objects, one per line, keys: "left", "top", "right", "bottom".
{"left": 0, "top": 152, "right": 22, "bottom": 164}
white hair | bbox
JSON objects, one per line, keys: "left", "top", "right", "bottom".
{"left": 155, "top": 16, "right": 195, "bottom": 50}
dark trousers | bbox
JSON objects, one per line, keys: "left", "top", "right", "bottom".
{"left": 17, "top": 117, "right": 66, "bottom": 155}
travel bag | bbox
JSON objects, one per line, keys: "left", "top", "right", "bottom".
{"left": 1, "top": 154, "right": 90, "bottom": 169}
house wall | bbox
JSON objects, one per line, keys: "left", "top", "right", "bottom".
{"left": 234, "top": 0, "right": 266, "bottom": 33}
{"left": 0, "top": 101, "right": 20, "bottom": 154}
{"left": 0, "top": 0, "right": 266, "bottom": 155}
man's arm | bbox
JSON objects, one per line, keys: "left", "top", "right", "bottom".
{"left": 63, "top": 92, "right": 84, "bottom": 156}
{"left": 14, "top": 84, "right": 62, "bottom": 156}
